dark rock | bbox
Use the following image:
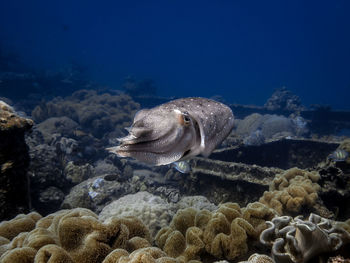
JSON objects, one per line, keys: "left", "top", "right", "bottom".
{"left": 31, "top": 89, "right": 139, "bottom": 139}
{"left": 318, "top": 162, "right": 350, "bottom": 220}
{"left": 211, "top": 139, "right": 339, "bottom": 169}
{"left": 61, "top": 175, "right": 129, "bottom": 213}
{"left": 234, "top": 113, "right": 309, "bottom": 146}
{"left": 184, "top": 157, "right": 282, "bottom": 206}
{"left": 264, "top": 87, "right": 305, "bottom": 112}
{"left": 35, "top": 116, "right": 79, "bottom": 143}
{"left": 38, "top": 186, "right": 65, "bottom": 211}
{"left": 0, "top": 101, "right": 33, "bottom": 220}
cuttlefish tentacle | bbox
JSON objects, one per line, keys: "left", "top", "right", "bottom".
{"left": 118, "top": 126, "right": 185, "bottom": 154}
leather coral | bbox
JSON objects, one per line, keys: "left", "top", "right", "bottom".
{"left": 260, "top": 213, "right": 350, "bottom": 263}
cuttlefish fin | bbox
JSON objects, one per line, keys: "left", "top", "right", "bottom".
{"left": 106, "top": 146, "right": 122, "bottom": 155}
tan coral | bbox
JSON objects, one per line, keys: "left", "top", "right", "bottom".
{"left": 34, "top": 244, "right": 74, "bottom": 262}
{"left": 0, "top": 247, "right": 37, "bottom": 263}
{"left": 0, "top": 211, "right": 42, "bottom": 240}
{"left": 156, "top": 203, "right": 268, "bottom": 262}
{"left": 208, "top": 217, "right": 256, "bottom": 260}
{"left": 22, "top": 227, "right": 59, "bottom": 251}
{"left": 170, "top": 208, "right": 197, "bottom": 236}
{"left": 242, "top": 202, "right": 277, "bottom": 234}
{"left": 102, "top": 247, "right": 175, "bottom": 263}
{"left": 0, "top": 208, "right": 154, "bottom": 263}
{"left": 259, "top": 168, "right": 320, "bottom": 215}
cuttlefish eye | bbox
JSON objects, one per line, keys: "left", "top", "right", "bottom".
{"left": 182, "top": 113, "right": 191, "bottom": 126}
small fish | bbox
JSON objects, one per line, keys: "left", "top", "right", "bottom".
{"left": 88, "top": 191, "right": 99, "bottom": 199}
{"left": 173, "top": 161, "right": 191, "bottom": 173}
{"left": 328, "top": 149, "right": 349, "bottom": 162}
{"left": 92, "top": 178, "right": 104, "bottom": 189}
{"left": 107, "top": 97, "right": 234, "bottom": 166}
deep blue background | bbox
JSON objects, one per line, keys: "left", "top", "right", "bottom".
{"left": 1, "top": 0, "right": 349, "bottom": 109}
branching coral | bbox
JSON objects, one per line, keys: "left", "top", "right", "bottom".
{"left": 259, "top": 167, "right": 320, "bottom": 215}
{"left": 260, "top": 213, "right": 350, "bottom": 263}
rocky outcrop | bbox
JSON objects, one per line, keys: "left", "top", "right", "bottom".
{"left": 0, "top": 101, "right": 33, "bottom": 220}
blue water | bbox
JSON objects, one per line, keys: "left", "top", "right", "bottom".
{"left": 1, "top": 0, "right": 349, "bottom": 109}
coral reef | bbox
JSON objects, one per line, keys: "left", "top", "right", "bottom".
{"left": 156, "top": 202, "right": 275, "bottom": 262}
{"left": 0, "top": 208, "right": 151, "bottom": 263}
{"left": 102, "top": 247, "right": 176, "bottom": 263}
{"left": 235, "top": 113, "right": 308, "bottom": 145}
{"left": 260, "top": 213, "right": 350, "bottom": 263}
{"left": 61, "top": 175, "right": 131, "bottom": 213}
{"left": 0, "top": 100, "right": 33, "bottom": 220}
{"left": 264, "top": 87, "right": 305, "bottom": 112}
{"left": 259, "top": 167, "right": 321, "bottom": 215}
{"left": 64, "top": 161, "right": 94, "bottom": 184}
{"left": 238, "top": 253, "right": 274, "bottom": 263}
{"left": 327, "top": 256, "right": 350, "bottom": 263}
{"left": 175, "top": 196, "right": 218, "bottom": 212}
{"left": 0, "top": 212, "right": 41, "bottom": 240}
{"left": 99, "top": 192, "right": 175, "bottom": 239}
{"left": 31, "top": 89, "right": 140, "bottom": 139}
{"left": 35, "top": 116, "right": 79, "bottom": 143}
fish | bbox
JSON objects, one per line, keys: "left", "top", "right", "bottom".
{"left": 107, "top": 97, "right": 234, "bottom": 166}
{"left": 328, "top": 149, "right": 349, "bottom": 162}
{"left": 173, "top": 161, "right": 191, "bottom": 173}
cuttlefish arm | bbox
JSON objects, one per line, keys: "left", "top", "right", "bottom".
{"left": 107, "top": 108, "right": 198, "bottom": 165}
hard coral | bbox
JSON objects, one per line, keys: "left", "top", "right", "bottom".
{"left": 238, "top": 253, "right": 274, "bottom": 263}
{"left": 260, "top": 213, "right": 350, "bottom": 263}
{"left": 99, "top": 192, "right": 174, "bottom": 239}
{"left": 259, "top": 167, "right": 320, "bottom": 215}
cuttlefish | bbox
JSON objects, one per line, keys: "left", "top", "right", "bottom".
{"left": 107, "top": 97, "right": 234, "bottom": 167}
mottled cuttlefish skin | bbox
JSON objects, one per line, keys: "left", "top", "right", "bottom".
{"left": 107, "top": 97, "right": 234, "bottom": 165}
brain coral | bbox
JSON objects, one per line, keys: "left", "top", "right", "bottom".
{"left": 259, "top": 167, "right": 320, "bottom": 215}
{"left": 0, "top": 208, "right": 151, "bottom": 263}
{"left": 238, "top": 253, "right": 274, "bottom": 263}
{"left": 99, "top": 191, "right": 175, "bottom": 239}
